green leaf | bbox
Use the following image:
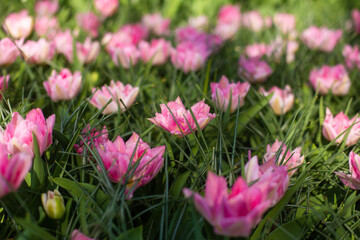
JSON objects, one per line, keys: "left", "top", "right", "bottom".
{"left": 31, "top": 132, "right": 45, "bottom": 190}
{"left": 171, "top": 171, "right": 191, "bottom": 198}
{"left": 52, "top": 177, "right": 83, "bottom": 199}
{"left": 53, "top": 129, "right": 70, "bottom": 149}
{"left": 16, "top": 215, "right": 56, "bottom": 240}
{"left": 163, "top": 0, "right": 183, "bottom": 18}
{"left": 118, "top": 226, "right": 143, "bottom": 240}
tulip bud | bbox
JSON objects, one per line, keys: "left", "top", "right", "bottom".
{"left": 41, "top": 190, "right": 65, "bottom": 219}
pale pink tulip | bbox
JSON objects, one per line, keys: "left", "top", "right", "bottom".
{"left": 149, "top": 97, "right": 216, "bottom": 137}
{"left": 0, "top": 108, "right": 55, "bottom": 156}
{"left": 77, "top": 12, "right": 101, "bottom": 38}
{"left": 94, "top": 0, "right": 119, "bottom": 17}
{"left": 141, "top": 13, "right": 170, "bottom": 36}
{"left": 188, "top": 15, "right": 209, "bottom": 31}
{"left": 238, "top": 55, "right": 272, "bottom": 83}
{"left": 273, "top": 13, "right": 296, "bottom": 34}
{"left": 322, "top": 108, "right": 360, "bottom": 146}
{"left": 242, "top": 11, "right": 264, "bottom": 32}
{"left": 54, "top": 30, "right": 74, "bottom": 63}
{"left": 35, "top": 0, "right": 58, "bottom": 16}
{"left": 210, "top": 75, "right": 250, "bottom": 113}
{"left": 171, "top": 42, "right": 210, "bottom": 73}
{"left": 0, "top": 75, "right": 10, "bottom": 100}
{"left": 71, "top": 229, "right": 95, "bottom": 240}
{"left": 263, "top": 140, "right": 304, "bottom": 176}
{"left": 35, "top": 16, "right": 59, "bottom": 39}
{"left": 175, "top": 27, "right": 222, "bottom": 51}
{"left": 96, "top": 132, "right": 165, "bottom": 198}
{"left": 139, "top": 39, "right": 171, "bottom": 65}
{"left": 335, "top": 151, "right": 360, "bottom": 189}
{"left": 286, "top": 40, "right": 299, "bottom": 63}
{"left": 76, "top": 38, "right": 100, "bottom": 64}
{"left": 352, "top": 9, "right": 360, "bottom": 34}
{"left": 245, "top": 43, "right": 271, "bottom": 58}
{"left": 183, "top": 168, "right": 288, "bottom": 237}
{"left": 0, "top": 143, "right": 32, "bottom": 198}
{"left": 43, "top": 69, "right": 82, "bottom": 102}
{"left": 342, "top": 45, "right": 360, "bottom": 69}
{"left": 21, "top": 38, "right": 55, "bottom": 64}
{"left": 268, "top": 37, "right": 299, "bottom": 63}
{"left": 90, "top": 80, "right": 139, "bottom": 114}
{"left": 259, "top": 85, "right": 294, "bottom": 115}
{"left": 107, "top": 24, "right": 149, "bottom": 46}
{"left": 301, "top": 26, "right": 342, "bottom": 52}
{"left": 309, "top": 64, "right": 350, "bottom": 96}
{"left": 215, "top": 5, "right": 241, "bottom": 40}
{"left": 107, "top": 42, "right": 140, "bottom": 68}
{"left": 3, "top": 10, "right": 33, "bottom": 39}
{"left": 0, "top": 38, "right": 19, "bottom": 66}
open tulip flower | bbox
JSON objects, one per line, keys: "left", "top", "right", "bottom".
{"left": 139, "top": 38, "right": 172, "bottom": 65}
{"left": 214, "top": 4, "right": 241, "bottom": 40}
{"left": 259, "top": 85, "right": 294, "bottom": 115}
{"left": 210, "top": 75, "right": 250, "bottom": 113}
{"left": 21, "top": 38, "right": 55, "bottom": 64}
{"left": 94, "top": 0, "right": 118, "bottom": 18}
{"left": 141, "top": 13, "right": 170, "bottom": 36}
{"left": 301, "top": 26, "right": 342, "bottom": 52}
{"left": 309, "top": 64, "right": 350, "bottom": 96}
{"left": 71, "top": 230, "right": 95, "bottom": 240}
{"left": 3, "top": 10, "right": 33, "bottom": 39}
{"left": 43, "top": 68, "right": 82, "bottom": 102}
{"left": 0, "top": 108, "right": 55, "bottom": 156}
{"left": 149, "top": 97, "right": 216, "bottom": 137}
{"left": 76, "top": 37, "right": 100, "bottom": 65}
{"left": 96, "top": 132, "right": 166, "bottom": 198}
{"left": 322, "top": 108, "right": 360, "bottom": 146}
{"left": 0, "top": 143, "right": 32, "bottom": 198}
{"left": 238, "top": 55, "right": 272, "bottom": 83}
{"left": 0, "top": 38, "right": 20, "bottom": 66}
{"left": 342, "top": 45, "right": 360, "bottom": 70}
{"left": 90, "top": 80, "right": 139, "bottom": 114}
{"left": 242, "top": 11, "right": 265, "bottom": 32}
{"left": 35, "top": 0, "right": 58, "bottom": 17}
{"left": 335, "top": 151, "right": 360, "bottom": 189}
{"left": 54, "top": 30, "right": 73, "bottom": 63}
{"left": 183, "top": 168, "right": 288, "bottom": 237}
{"left": 273, "top": 13, "right": 296, "bottom": 35}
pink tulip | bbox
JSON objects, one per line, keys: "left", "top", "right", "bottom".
{"left": 273, "top": 13, "right": 296, "bottom": 34}
{"left": 107, "top": 42, "right": 140, "bottom": 68}
{"left": 35, "top": 16, "right": 59, "bottom": 39}
{"left": 309, "top": 64, "right": 350, "bottom": 96}
{"left": 149, "top": 97, "right": 216, "bottom": 137}
{"left": 352, "top": 9, "right": 360, "bottom": 34}
{"left": 210, "top": 75, "right": 250, "bottom": 113}
{"left": 3, "top": 10, "right": 33, "bottom": 39}
{"left": 0, "top": 75, "right": 10, "bottom": 100}
{"left": 0, "top": 108, "right": 55, "bottom": 156}
{"left": 263, "top": 140, "right": 304, "bottom": 176}
{"left": 0, "top": 143, "right": 32, "bottom": 198}
{"left": 171, "top": 42, "right": 210, "bottom": 73}
{"left": 259, "top": 85, "right": 294, "bottom": 115}
{"left": 110, "top": 24, "right": 149, "bottom": 46}
{"left": 21, "top": 38, "right": 55, "bottom": 64}
{"left": 43, "top": 69, "right": 82, "bottom": 102}
{"left": 54, "top": 30, "right": 74, "bottom": 63}
{"left": 322, "top": 108, "right": 360, "bottom": 146}
{"left": 0, "top": 38, "right": 19, "bottom": 66}
{"left": 141, "top": 13, "right": 170, "bottom": 36}
{"left": 77, "top": 12, "right": 101, "bottom": 38}
{"left": 215, "top": 5, "right": 241, "bottom": 40}
{"left": 175, "top": 27, "right": 222, "bottom": 51}
{"left": 301, "top": 26, "right": 342, "bottom": 52}
{"left": 342, "top": 45, "right": 360, "bottom": 69}
{"left": 94, "top": 0, "right": 119, "bottom": 17}
{"left": 35, "top": 0, "right": 58, "bottom": 16}
{"left": 76, "top": 38, "right": 100, "bottom": 64}
{"left": 74, "top": 125, "right": 108, "bottom": 155}
{"left": 286, "top": 40, "right": 299, "bottom": 63}
{"left": 96, "top": 132, "right": 165, "bottom": 198}
{"left": 90, "top": 80, "right": 139, "bottom": 114}
{"left": 238, "top": 55, "right": 272, "bottom": 83}
{"left": 188, "top": 15, "right": 209, "bottom": 31}
{"left": 242, "top": 11, "right": 264, "bottom": 32}
{"left": 139, "top": 39, "right": 171, "bottom": 65}
{"left": 245, "top": 43, "right": 271, "bottom": 58}
{"left": 335, "top": 151, "right": 360, "bottom": 189}
{"left": 268, "top": 37, "right": 299, "bottom": 63}
{"left": 183, "top": 169, "right": 288, "bottom": 237}
{"left": 71, "top": 229, "right": 95, "bottom": 240}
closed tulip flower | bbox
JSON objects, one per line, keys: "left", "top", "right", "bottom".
{"left": 245, "top": 43, "right": 271, "bottom": 58}
{"left": 139, "top": 39, "right": 171, "bottom": 65}
{"left": 0, "top": 38, "right": 20, "bottom": 66}
{"left": 34, "top": 16, "right": 58, "bottom": 39}
{"left": 301, "top": 26, "right": 342, "bottom": 52}
{"left": 309, "top": 64, "right": 350, "bottom": 96}
{"left": 77, "top": 12, "right": 101, "bottom": 38}
{"left": 54, "top": 30, "right": 74, "bottom": 63}
{"left": 238, "top": 55, "right": 272, "bottom": 83}
{"left": 35, "top": 0, "right": 58, "bottom": 17}
{"left": 141, "top": 13, "right": 170, "bottom": 36}
{"left": 342, "top": 45, "right": 360, "bottom": 70}
{"left": 352, "top": 9, "right": 360, "bottom": 34}
{"left": 3, "top": 10, "right": 33, "bottom": 39}
{"left": 94, "top": 0, "right": 118, "bottom": 17}
{"left": 211, "top": 75, "right": 250, "bottom": 113}
{"left": 322, "top": 108, "right": 360, "bottom": 146}
{"left": 0, "top": 108, "right": 55, "bottom": 156}
{"left": 71, "top": 230, "right": 95, "bottom": 240}
{"left": 259, "top": 85, "right": 294, "bottom": 115}
{"left": 273, "top": 13, "right": 296, "bottom": 35}
{"left": 242, "top": 11, "right": 265, "bottom": 32}
{"left": 44, "top": 69, "right": 82, "bottom": 102}
{"left": 335, "top": 151, "right": 360, "bottom": 189}
{"left": 96, "top": 132, "right": 166, "bottom": 198}
{"left": 90, "top": 80, "right": 139, "bottom": 114}
{"left": 0, "top": 143, "right": 32, "bottom": 198}
{"left": 41, "top": 190, "right": 66, "bottom": 219}
{"left": 21, "top": 38, "right": 55, "bottom": 64}
{"left": 149, "top": 97, "right": 216, "bottom": 137}
{"left": 76, "top": 38, "right": 100, "bottom": 64}
{"left": 108, "top": 42, "right": 140, "bottom": 68}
